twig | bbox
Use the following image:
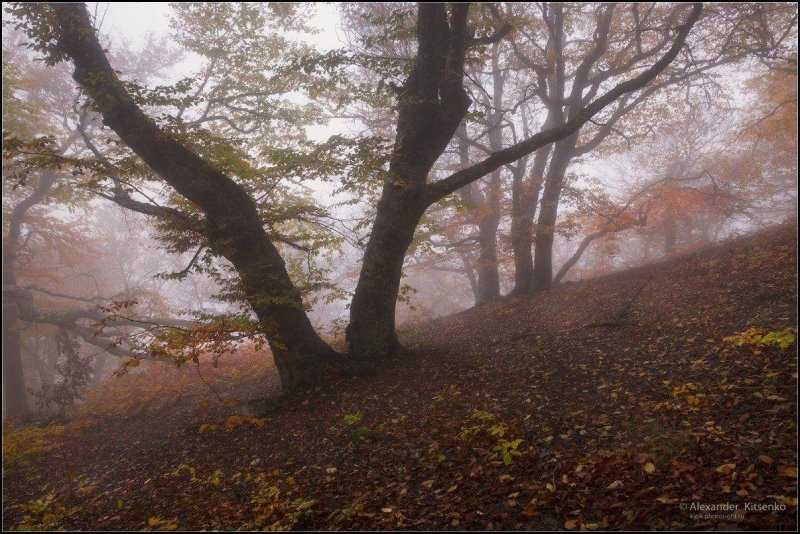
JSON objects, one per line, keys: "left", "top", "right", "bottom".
{"left": 195, "top": 362, "right": 223, "bottom": 403}
{"left": 586, "top": 274, "right": 653, "bottom": 328}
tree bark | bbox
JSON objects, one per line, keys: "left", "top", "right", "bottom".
{"left": 1, "top": 171, "right": 58, "bottom": 420}
{"left": 475, "top": 213, "right": 500, "bottom": 304}
{"left": 348, "top": 4, "right": 472, "bottom": 360}
{"left": 510, "top": 140, "right": 552, "bottom": 295}
{"left": 348, "top": 184, "right": 429, "bottom": 359}
{"left": 2, "top": 299, "right": 30, "bottom": 420}
{"left": 473, "top": 42, "right": 506, "bottom": 305}
{"left": 532, "top": 133, "right": 579, "bottom": 292}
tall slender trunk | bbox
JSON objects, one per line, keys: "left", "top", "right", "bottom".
{"left": 1, "top": 171, "right": 58, "bottom": 420}
{"left": 510, "top": 140, "right": 552, "bottom": 295}
{"left": 2, "top": 211, "right": 30, "bottom": 420}
{"left": 454, "top": 128, "right": 485, "bottom": 305}
{"left": 473, "top": 43, "right": 505, "bottom": 304}
{"left": 510, "top": 165, "right": 533, "bottom": 295}
{"left": 471, "top": 166, "right": 502, "bottom": 305}
{"left": 532, "top": 133, "right": 579, "bottom": 292}
{"left": 457, "top": 251, "right": 480, "bottom": 304}
{"left": 475, "top": 213, "right": 500, "bottom": 304}
{"left": 2, "top": 297, "right": 30, "bottom": 420}
{"left": 663, "top": 216, "right": 677, "bottom": 254}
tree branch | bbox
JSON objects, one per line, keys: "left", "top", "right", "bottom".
{"left": 424, "top": 3, "right": 703, "bottom": 205}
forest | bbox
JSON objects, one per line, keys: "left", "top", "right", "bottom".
{"left": 2, "top": 2, "right": 798, "bottom": 531}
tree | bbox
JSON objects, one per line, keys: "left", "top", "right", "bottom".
{"left": 554, "top": 73, "right": 798, "bottom": 282}
{"left": 2, "top": 38, "right": 70, "bottom": 417}
{"left": 505, "top": 2, "right": 798, "bottom": 293}
{"left": 347, "top": 2, "right": 702, "bottom": 360}
{"left": 8, "top": 2, "right": 344, "bottom": 393}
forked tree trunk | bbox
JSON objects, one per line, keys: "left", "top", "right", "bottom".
{"left": 351, "top": 1, "right": 701, "bottom": 352}
{"left": 349, "top": 4, "right": 472, "bottom": 361}
{"left": 532, "top": 134, "right": 579, "bottom": 292}
{"left": 510, "top": 140, "right": 552, "bottom": 295}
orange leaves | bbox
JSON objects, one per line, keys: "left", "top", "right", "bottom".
{"left": 672, "top": 382, "right": 706, "bottom": 406}
{"left": 199, "top": 414, "right": 269, "bottom": 433}
{"left": 224, "top": 414, "right": 245, "bottom": 430}
{"left": 147, "top": 517, "right": 178, "bottom": 531}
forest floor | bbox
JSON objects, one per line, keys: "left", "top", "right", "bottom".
{"left": 3, "top": 224, "right": 798, "bottom": 531}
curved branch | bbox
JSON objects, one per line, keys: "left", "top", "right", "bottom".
{"left": 424, "top": 3, "right": 703, "bottom": 205}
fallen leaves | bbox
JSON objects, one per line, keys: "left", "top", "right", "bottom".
{"left": 715, "top": 463, "right": 737, "bottom": 474}
{"left": 3, "top": 226, "right": 796, "bottom": 531}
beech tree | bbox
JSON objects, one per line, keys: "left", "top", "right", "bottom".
{"left": 347, "top": 2, "right": 702, "bottom": 359}
{"left": 501, "top": 2, "right": 798, "bottom": 294}
{"left": 6, "top": 3, "right": 350, "bottom": 395}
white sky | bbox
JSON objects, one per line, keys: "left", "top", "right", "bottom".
{"left": 91, "top": 2, "right": 344, "bottom": 52}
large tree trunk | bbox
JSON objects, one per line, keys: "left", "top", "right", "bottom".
{"left": 349, "top": 181, "right": 428, "bottom": 360}
{"left": 51, "top": 3, "right": 338, "bottom": 393}
{"left": 510, "top": 163, "right": 534, "bottom": 295}
{"left": 348, "top": 4, "right": 471, "bottom": 361}
{"left": 510, "top": 140, "right": 552, "bottom": 295}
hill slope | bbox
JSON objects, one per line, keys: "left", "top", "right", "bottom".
{"left": 3, "top": 224, "right": 797, "bottom": 531}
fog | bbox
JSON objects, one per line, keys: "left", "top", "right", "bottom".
{"left": 2, "top": 2, "right": 797, "bottom": 417}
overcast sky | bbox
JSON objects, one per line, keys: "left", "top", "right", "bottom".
{"left": 91, "top": 2, "right": 344, "bottom": 51}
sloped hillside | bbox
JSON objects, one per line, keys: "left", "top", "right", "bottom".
{"left": 3, "top": 225, "right": 797, "bottom": 531}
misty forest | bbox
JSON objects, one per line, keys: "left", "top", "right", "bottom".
{"left": 1, "top": 2, "right": 798, "bottom": 531}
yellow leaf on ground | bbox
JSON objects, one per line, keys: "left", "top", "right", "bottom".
{"left": 715, "top": 463, "right": 736, "bottom": 474}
